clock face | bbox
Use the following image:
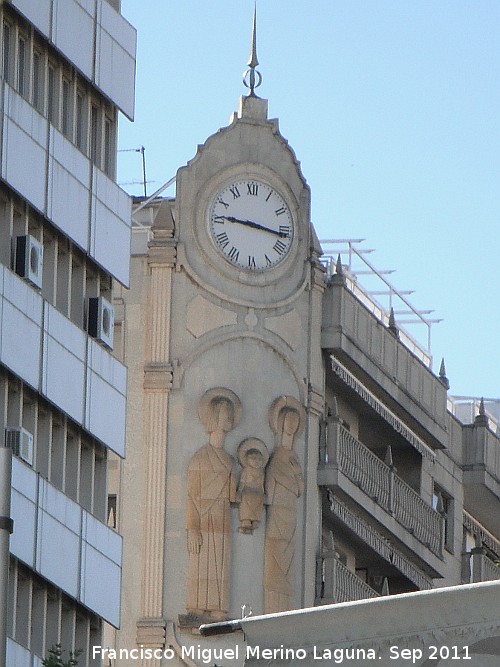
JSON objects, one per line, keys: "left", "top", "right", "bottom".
{"left": 207, "top": 178, "right": 294, "bottom": 271}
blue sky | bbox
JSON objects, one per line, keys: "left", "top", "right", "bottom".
{"left": 119, "top": 1, "right": 499, "bottom": 401}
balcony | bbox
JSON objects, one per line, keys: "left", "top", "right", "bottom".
{"left": 318, "top": 420, "right": 444, "bottom": 561}
{"left": 463, "top": 511, "right": 500, "bottom": 584}
{"left": 316, "top": 553, "right": 380, "bottom": 605}
{"left": 462, "top": 419, "right": 500, "bottom": 535}
{"left": 322, "top": 275, "right": 448, "bottom": 448}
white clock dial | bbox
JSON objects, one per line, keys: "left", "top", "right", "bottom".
{"left": 208, "top": 179, "right": 294, "bottom": 271}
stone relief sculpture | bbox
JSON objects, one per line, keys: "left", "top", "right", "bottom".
{"left": 184, "top": 387, "right": 241, "bottom": 622}
{"left": 264, "top": 395, "right": 305, "bottom": 613}
{"left": 236, "top": 438, "right": 269, "bottom": 534}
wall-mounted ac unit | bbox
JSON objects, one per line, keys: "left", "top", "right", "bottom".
{"left": 88, "top": 296, "right": 114, "bottom": 349}
{"left": 16, "top": 234, "right": 44, "bottom": 289}
{"left": 5, "top": 427, "right": 34, "bottom": 466}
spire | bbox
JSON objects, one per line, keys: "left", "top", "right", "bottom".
{"left": 388, "top": 308, "right": 399, "bottom": 338}
{"left": 243, "top": 3, "right": 262, "bottom": 96}
{"left": 475, "top": 397, "right": 489, "bottom": 427}
{"left": 248, "top": 2, "right": 259, "bottom": 69}
{"left": 438, "top": 358, "right": 450, "bottom": 390}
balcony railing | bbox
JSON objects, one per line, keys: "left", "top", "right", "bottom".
{"left": 480, "top": 555, "right": 500, "bottom": 582}
{"left": 321, "top": 420, "right": 443, "bottom": 557}
{"left": 317, "top": 553, "right": 380, "bottom": 604}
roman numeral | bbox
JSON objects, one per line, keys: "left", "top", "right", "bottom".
{"left": 266, "top": 190, "right": 273, "bottom": 202}
{"left": 216, "top": 231, "right": 229, "bottom": 249}
{"left": 227, "top": 246, "right": 240, "bottom": 262}
{"left": 217, "top": 198, "right": 229, "bottom": 209}
{"left": 248, "top": 255, "right": 256, "bottom": 269}
{"left": 273, "top": 239, "right": 287, "bottom": 256}
{"left": 275, "top": 206, "right": 287, "bottom": 216}
{"left": 247, "top": 182, "right": 259, "bottom": 196}
{"left": 265, "top": 254, "right": 272, "bottom": 266}
{"left": 213, "top": 215, "right": 226, "bottom": 224}
{"left": 279, "top": 225, "right": 291, "bottom": 238}
{"left": 230, "top": 185, "right": 241, "bottom": 199}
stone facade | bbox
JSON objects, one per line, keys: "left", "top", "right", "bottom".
{"left": 105, "top": 91, "right": 500, "bottom": 666}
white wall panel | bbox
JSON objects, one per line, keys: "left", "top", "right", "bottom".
{"left": 47, "top": 160, "right": 90, "bottom": 252}
{"left": 86, "top": 338, "right": 126, "bottom": 457}
{"left": 81, "top": 542, "right": 121, "bottom": 627}
{"left": 50, "top": 127, "right": 91, "bottom": 187}
{"left": 10, "top": 461, "right": 122, "bottom": 625}
{"left": 85, "top": 373, "right": 126, "bottom": 456}
{"left": 4, "top": 87, "right": 47, "bottom": 147}
{"left": 42, "top": 304, "right": 86, "bottom": 425}
{"left": 81, "top": 512, "right": 122, "bottom": 626}
{"left": 91, "top": 195, "right": 131, "bottom": 287}
{"left": 84, "top": 511, "right": 122, "bottom": 565}
{"left": 37, "top": 510, "right": 81, "bottom": 598}
{"left": 2, "top": 118, "right": 46, "bottom": 214}
{"left": 10, "top": 458, "right": 37, "bottom": 568}
{"left": 96, "top": 0, "right": 137, "bottom": 120}
{"left": 0, "top": 269, "right": 43, "bottom": 389}
{"left": 88, "top": 337, "right": 127, "bottom": 395}
{"left": 52, "top": 0, "right": 94, "bottom": 81}
{"left": 6, "top": 638, "right": 42, "bottom": 667}
{"left": 10, "top": 0, "right": 51, "bottom": 38}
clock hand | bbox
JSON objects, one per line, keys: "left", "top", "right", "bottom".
{"left": 222, "top": 215, "right": 287, "bottom": 238}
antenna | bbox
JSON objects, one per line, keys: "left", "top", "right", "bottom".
{"left": 119, "top": 146, "right": 148, "bottom": 197}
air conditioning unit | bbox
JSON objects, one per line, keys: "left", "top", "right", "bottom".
{"left": 16, "top": 235, "right": 44, "bottom": 289}
{"left": 88, "top": 296, "right": 114, "bottom": 349}
{"left": 5, "top": 427, "right": 34, "bottom": 466}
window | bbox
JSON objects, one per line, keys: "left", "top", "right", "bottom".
{"left": 107, "top": 494, "right": 117, "bottom": 529}
{"left": 2, "top": 22, "right": 12, "bottom": 84}
{"left": 32, "top": 50, "right": 43, "bottom": 112}
{"left": 17, "top": 34, "right": 27, "bottom": 96}
{"left": 433, "top": 486, "right": 454, "bottom": 552}
{"left": 47, "top": 63, "right": 57, "bottom": 125}
{"left": 76, "top": 89, "right": 86, "bottom": 151}
{"left": 61, "top": 77, "right": 72, "bottom": 138}
{"left": 103, "top": 116, "right": 114, "bottom": 176}
{"left": 90, "top": 103, "right": 100, "bottom": 166}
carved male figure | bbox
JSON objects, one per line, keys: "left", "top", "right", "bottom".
{"left": 185, "top": 388, "right": 241, "bottom": 620}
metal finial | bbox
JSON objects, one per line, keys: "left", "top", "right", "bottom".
{"left": 438, "top": 358, "right": 450, "bottom": 390}
{"left": 479, "top": 397, "right": 486, "bottom": 417}
{"left": 243, "top": 3, "right": 262, "bottom": 96}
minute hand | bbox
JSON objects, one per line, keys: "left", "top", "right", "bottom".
{"left": 223, "top": 215, "right": 286, "bottom": 237}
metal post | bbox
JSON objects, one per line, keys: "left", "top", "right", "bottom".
{"left": 0, "top": 447, "right": 13, "bottom": 667}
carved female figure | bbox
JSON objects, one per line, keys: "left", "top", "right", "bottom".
{"left": 185, "top": 388, "right": 241, "bottom": 621}
{"left": 264, "top": 396, "right": 305, "bottom": 613}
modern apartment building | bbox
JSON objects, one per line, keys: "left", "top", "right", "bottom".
{"left": 0, "top": 1, "right": 136, "bottom": 665}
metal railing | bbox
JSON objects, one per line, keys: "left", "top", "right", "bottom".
{"left": 324, "top": 421, "right": 443, "bottom": 557}
{"left": 320, "top": 240, "right": 438, "bottom": 367}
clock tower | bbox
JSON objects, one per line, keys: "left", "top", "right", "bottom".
{"left": 109, "top": 9, "right": 326, "bottom": 663}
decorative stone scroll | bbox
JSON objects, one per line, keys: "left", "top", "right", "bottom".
{"left": 184, "top": 388, "right": 241, "bottom": 622}
{"left": 264, "top": 395, "right": 305, "bottom": 613}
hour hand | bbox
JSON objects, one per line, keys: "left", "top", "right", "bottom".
{"left": 223, "top": 215, "right": 284, "bottom": 237}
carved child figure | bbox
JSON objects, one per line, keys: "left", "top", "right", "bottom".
{"left": 236, "top": 438, "right": 269, "bottom": 534}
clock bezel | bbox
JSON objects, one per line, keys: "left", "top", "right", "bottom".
{"left": 197, "top": 166, "right": 299, "bottom": 285}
